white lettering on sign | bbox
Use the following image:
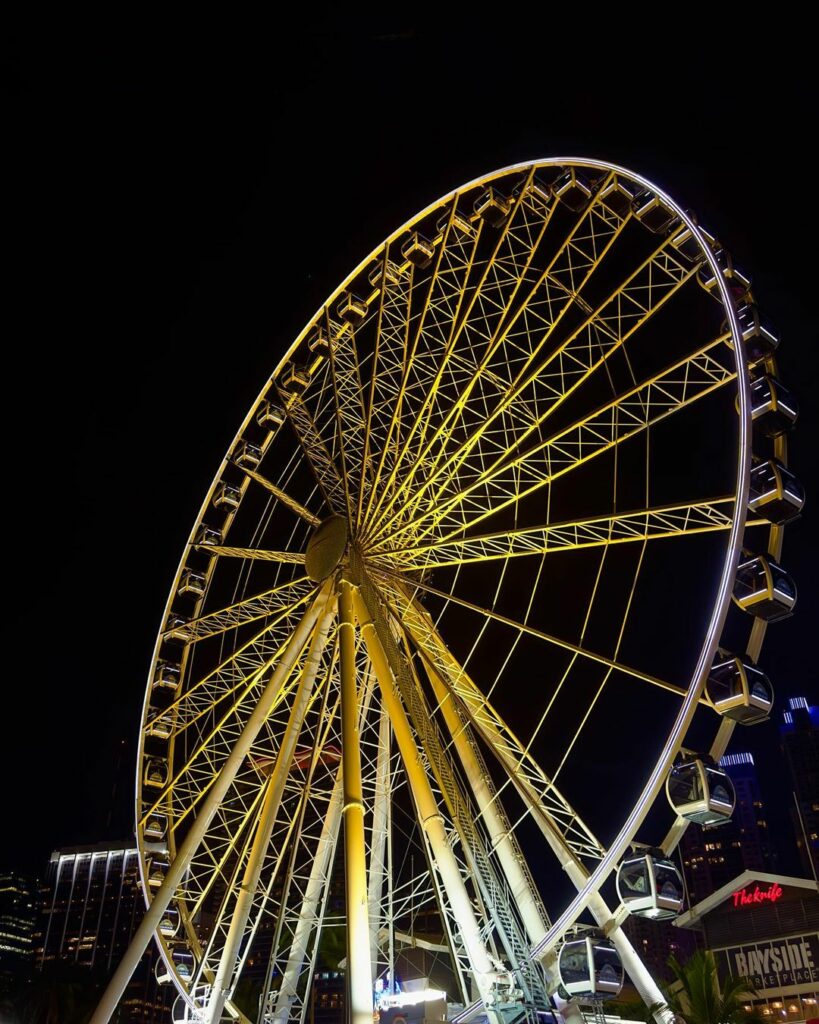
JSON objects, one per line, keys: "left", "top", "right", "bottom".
{"left": 723, "top": 934, "right": 819, "bottom": 990}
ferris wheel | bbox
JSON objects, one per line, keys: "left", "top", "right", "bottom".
{"left": 91, "top": 158, "right": 801, "bottom": 1024}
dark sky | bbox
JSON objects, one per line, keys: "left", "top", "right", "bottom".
{"left": 3, "top": 20, "right": 817, "bottom": 878}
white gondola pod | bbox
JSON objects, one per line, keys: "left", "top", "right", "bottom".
{"left": 335, "top": 291, "right": 368, "bottom": 326}
{"left": 666, "top": 756, "right": 735, "bottom": 826}
{"left": 616, "top": 849, "right": 685, "bottom": 920}
{"left": 306, "top": 326, "right": 334, "bottom": 357}
{"left": 401, "top": 231, "right": 435, "bottom": 269}
{"left": 233, "top": 440, "right": 262, "bottom": 470}
{"left": 552, "top": 169, "right": 595, "bottom": 212}
{"left": 194, "top": 524, "right": 222, "bottom": 548}
{"left": 256, "top": 398, "right": 286, "bottom": 430}
{"left": 143, "top": 811, "right": 168, "bottom": 841}
{"left": 706, "top": 652, "right": 773, "bottom": 724}
{"left": 749, "top": 458, "right": 805, "bottom": 525}
{"left": 163, "top": 614, "right": 192, "bottom": 644}
{"left": 558, "top": 935, "right": 624, "bottom": 999}
{"left": 669, "top": 225, "right": 707, "bottom": 267}
{"left": 178, "top": 568, "right": 206, "bottom": 599}
{"left": 152, "top": 661, "right": 180, "bottom": 692}
{"left": 368, "top": 257, "right": 403, "bottom": 287}
{"left": 473, "top": 186, "right": 511, "bottom": 226}
{"left": 749, "top": 374, "right": 799, "bottom": 437}
{"left": 159, "top": 906, "right": 180, "bottom": 938}
{"left": 213, "top": 482, "right": 242, "bottom": 512}
{"left": 732, "top": 552, "right": 797, "bottom": 622}
{"left": 597, "top": 176, "right": 640, "bottom": 218}
{"left": 279, "top": 363, "right": 311, "bottom": 399}
{"left": 145, "top": 709, "right": 173, "bottom": 741}
{"left": 735, "top": 304, "right": 780, "bottom": 364}
{"left": 435, "top": 209, "right": 475, "bottom": 237}
{"left": 698, "top": 247, "right": 751, "bottom": 302}
{"left": 171, "top": 947, "right": 193, "bottom": 982}
{"left": 148, "top": 857, "right": 169, "bottom": 888}
{"left": 633, "top": 190, "right": 679, "bottom": 234}
{"left": 143, "top": 757, "right": 169, "bottom": 790}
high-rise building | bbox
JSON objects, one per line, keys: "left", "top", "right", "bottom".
{"left": 0, "top": 872, "right": 38, "bottom": 992}
{"left": 620, "top": 913, "right": 698, "bottom": 981}
{"left": 38, "top": 840, "right": 173, "bottom": 1023}
{"left": 680, "top": 751, "right": 775, "bottom": 906}
{"left": 779, "top": 696, "right": 819, "bottom": 878}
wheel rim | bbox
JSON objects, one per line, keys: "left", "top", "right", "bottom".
{"left": 135, "top": 158, "right": 778, "bottom": 1019}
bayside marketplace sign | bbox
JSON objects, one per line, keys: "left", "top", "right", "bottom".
{"left": 675, "top": 871, "right": 819, "bottom": 1013}
{"left": 720, "top": 934, "right": 819, "bottom": 989}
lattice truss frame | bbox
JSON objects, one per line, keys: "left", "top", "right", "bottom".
{"left": 133, "top": 159, "right": 768, "bottom": 1024}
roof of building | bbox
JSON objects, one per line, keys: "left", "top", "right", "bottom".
{"left": 674, "top": 870, "right": 819, "bottom": 929}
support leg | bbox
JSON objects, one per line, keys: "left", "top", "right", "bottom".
{"left": 353, "top": 589, "right": 502, "bottom": 1018}
{"left": 89, "top": 583, "right": 332, "bottom": 1024}
{"left": 339, "top": 580, "right": 374, "bottom": 1024}
{"left": 204, "top": 594, "right": 338, "bottom": 1024}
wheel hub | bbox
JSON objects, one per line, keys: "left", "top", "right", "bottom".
{"left": 305, "top": 515, "right": 349, "bottom": 582}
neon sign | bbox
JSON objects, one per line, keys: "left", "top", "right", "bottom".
{"left": 732, "top": 882, "right": 784, "bottom": 908}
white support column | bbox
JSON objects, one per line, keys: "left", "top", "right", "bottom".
{"left": 89, "top": 582, "right": 332, "bottom": 1024}
{"left": 204, "top": 594, "right": 338, "bottom": 1024}
{"left": 339, "top": 580, "right": 375, "bottom": 1024}
{"left": 270, "top": 775, "right": 344, "bottom": 1024}
{"left": 353, "top": 590, "right": 502, "bottom": 1018}
{"left": 420, "top": 632, "right": 671, "bottom": 1024}
{"left": 503, "top": 761, "right": 672, "bottom": 1024}
{"left": 426, "top": 669, "right": 586, "bottom": 1024}
{"left": 269, "top": 664, "right": 379, "bottom": 1024}
{"left": 367, "top": 704, "right": 392, "bottom": 971}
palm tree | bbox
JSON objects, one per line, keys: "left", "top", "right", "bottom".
{"left": 663, "top": 949, "right": 762, "bottom": 1024}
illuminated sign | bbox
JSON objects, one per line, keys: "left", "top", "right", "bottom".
{"left": 732, "top": 882, "right": 783, "bottom": 908}
{"left": 720, "top": 934, "right": 819, "bottom": 991}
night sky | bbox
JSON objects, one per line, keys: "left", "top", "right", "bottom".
{"left": 3, "top": 21, "right": 817, "bottom": 879}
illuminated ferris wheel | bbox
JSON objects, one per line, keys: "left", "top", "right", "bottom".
{"left": 91, "top": 158, "right": 801, "bottom": 1024}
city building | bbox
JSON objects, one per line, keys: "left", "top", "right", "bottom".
{"left": 780, "top": 697, "right": 819, "bottom": 879}
{"left": 0, "top": 872, "right": 38, "bottom": 992}
{"left": 38, "top": 840, "right": 173, "bottom": 1023}
{"left": 621, "top": 913, "right": 698, "bottom": 982}
{"left": 311, "top": 969, "right": 346, "bottom": 1024}
{"left": 674, "top": 870, "right": 818, "bottom": 1022}
{"left": 680, "top": 752, "right": 775, "bottom": 906}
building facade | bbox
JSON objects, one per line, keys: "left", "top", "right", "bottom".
{"left": 780, "top": 697, "right": 819, "bottom": 879}
{"left": 38, "top": 841, "right": 173, "bottom": 1023}
{"left": 621, "top": 913, "right": 698, "bottom": 982}
{"left": 0, "top": 872, "right": 39, "bottom": 992}
{"left": 675, "top": 870, "right": 819, "bottom": 1023}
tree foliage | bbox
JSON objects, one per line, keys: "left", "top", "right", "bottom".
{"left": 664, "top": 949, "right": 762, "bottom": 1024}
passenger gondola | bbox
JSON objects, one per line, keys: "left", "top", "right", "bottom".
{"left": 335, "top": 292, "right": 367, "bottom": 325}
{"left": 401, "top": 232, "right": 435, "bottom": 268}
{"left": 256, "top": 399, "right": 285, "bottom": 429}
{"left": 473, "top": 187, "right": 511, "bottom": 226}
{"left": 736, "top": 304, "right": 780, "bottom": 364}
{"left": 749, "top": 459, "right": 805, "bottom": 525}
{"left": 707, "top": 653, "right": 774, "bottom": 724}
{"left": 666, "top": 756, "right": 735, "bottom": 826}
{"left": 553, "top": 169, "right": 594, "bottom": 211}
{"left": 749, "top": 375, "right": 798, "bottom": 437}
{"left": 733, "top": 552, "right": 797, "bottom": 622}
{"left": 616, "top": 849, "right": 685, "bottom": 919}
{"left": 558, "top": 934, "right": 624, "bottom": 999}
{"left": 213, "top": 482, "right": 242, "bottom": 512}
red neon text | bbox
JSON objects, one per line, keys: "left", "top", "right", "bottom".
{"left": 732, "top": 883, "right": 784, "bottom": 908}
